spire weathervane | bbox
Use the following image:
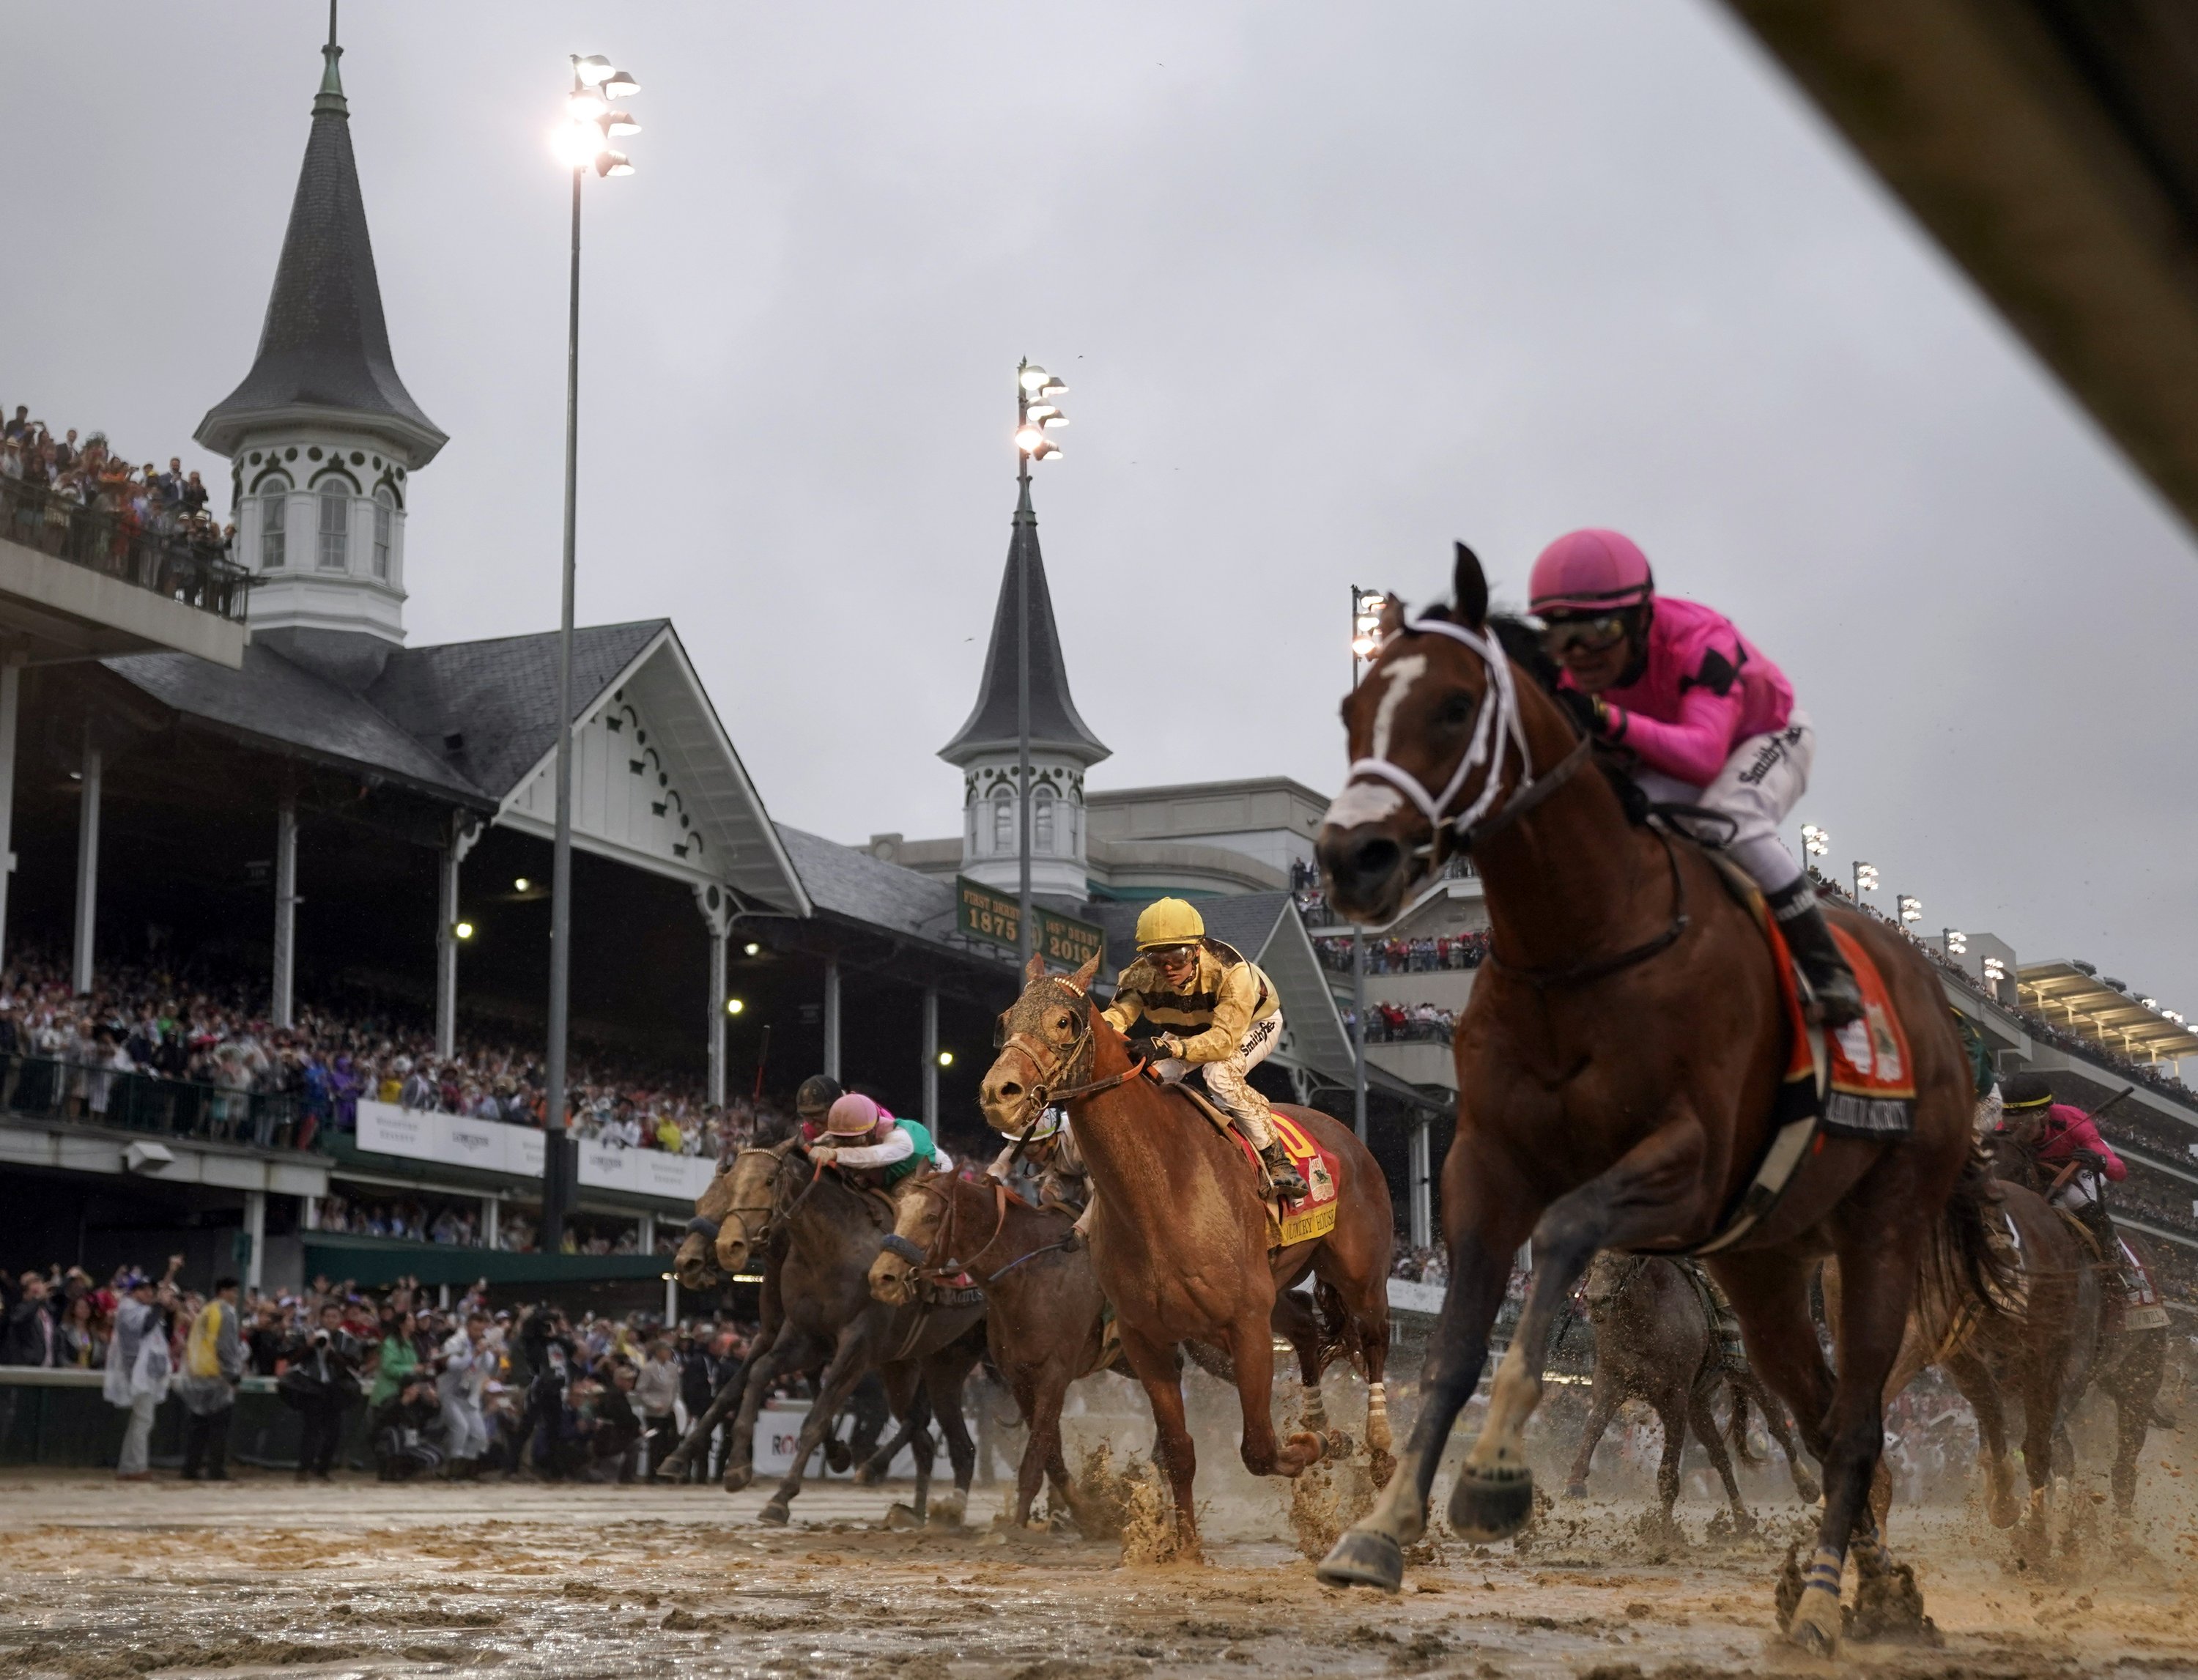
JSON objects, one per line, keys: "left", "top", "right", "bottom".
{"left": 317, "top": 0, "right": 346, "bottom": 114}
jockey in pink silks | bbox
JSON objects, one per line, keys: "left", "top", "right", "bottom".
{"left": 1528, "top": 528, "right": 1863, "bottom": 1026}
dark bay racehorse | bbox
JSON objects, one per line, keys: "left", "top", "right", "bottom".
{"left": 978, "top": 952, "right": 1396, "bottom": 1560}
{"left": 870, "top": 1174, "right": 1109, "bottom": 1529}
{"left": 1983, "top": 1120, "right": 2166, "bottom": 1520}
{"left": 1311, "top": 545, "right": 2005, "bottom": 1654}
{"left": 1563, "top": 1253, "right": 1818, "bottom": 1529}
{"left": 717, "top": 1157, "right": 988, "bottom": 1525}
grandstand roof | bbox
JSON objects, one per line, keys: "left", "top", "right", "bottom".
{"left": 939, "top": 478, "right": 1109, "bottom": 769}
{"left": 774, "top": 823, "right": 964, "bottom": 945}
{"left": 195, "top": 25, "right": 445, "bottom": 465}
{"left": 2018, "top": 961, "right": 2198, "bottom": 1061}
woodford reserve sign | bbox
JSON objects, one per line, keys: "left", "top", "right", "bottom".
{"left": 955, "top": 876, "right": 1107, "bottom": 972}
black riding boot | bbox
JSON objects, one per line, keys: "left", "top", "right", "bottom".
{"left": 1257, "top": 1140, "right": 1311, "bottom": 1202}
{"left": 1766, "top": 878, "right": 1865, "bottom": 1028}
{"left": 2074, "top": 1199, "right": 2120, "bottom": 1270}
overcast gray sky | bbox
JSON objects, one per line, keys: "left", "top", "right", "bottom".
{"left": 10, "top": 1, "right": 2197, "bottom": 1030}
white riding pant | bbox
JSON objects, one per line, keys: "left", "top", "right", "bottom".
{"left": 1152, "top": 1010, "right": 1285, "bottom": 1150}
{"left": 1629, "top": 708, "right": 1813, "bottom": 895}
{"left": 2051, "top": 1170, "right": 2101, "bottom": 1213}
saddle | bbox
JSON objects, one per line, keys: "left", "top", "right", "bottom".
{"left": 1160, "top": 1077, "right": 1340, "bottom": 1249}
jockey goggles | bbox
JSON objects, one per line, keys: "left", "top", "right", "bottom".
{"left": 1144, "top": 943, "right": 1199, "bottom": 964}
{"left": 1538, "top": 613, "right": 1630, "bottom": 656}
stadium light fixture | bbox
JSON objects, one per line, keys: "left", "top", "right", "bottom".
{"left": 1800, "top": 824, "right": 1828, "bottom": 859}
{"left": 1983, "top": 955, "right": 2008, "bottom": 985}
{"left": 514, "top": 876, "right": 530, "bottom": 892}
{"left": 1853, "top": 861, "right": 1878, "bottom": 898}
{"left": 1897, "top": 895, "right": 1922, "bottom": 924}
{"left": 453, "top": 920, "right": 475, "bottom": 941}
{"left": 1944, "top": 929, "right": 1966, "bottom": 956}
{"left": 743, "top": 941, "right": 761, "bottom": 957}
{"left": 1351, "top": 587, "right": 1391, "bottom": 677}
{"left": 725, "top": 997, "right": 744, "bottom": 1016}
{"left": 1019, "top": 364, "right": 1054, "bottom": 393}
{"left": 546, "top": 51, "right": 643, "bottom": 1257}
{"left": 1010, "top": 358, "right": 1072, "bottom": 972}
{"left": 937, "top": 1050, "right": 955, "bottom": 1068}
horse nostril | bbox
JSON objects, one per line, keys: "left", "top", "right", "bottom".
{"left": 1344, "top": 835, "right": 1402, "bottom": 887}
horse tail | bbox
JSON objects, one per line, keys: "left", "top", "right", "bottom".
{"left": 1183, "top": 1339, "right": 1237, "bottom": 1383}
{"left": 1930, "top": 1140, "right": 2018, "bottom": 1319}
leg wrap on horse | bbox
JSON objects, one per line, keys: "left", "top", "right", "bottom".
{"left": 1366, "top": 1380, "right": 1392, "bottom": 1453}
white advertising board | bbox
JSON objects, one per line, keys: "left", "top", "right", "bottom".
{"left": 752, "top": 1402, "right": 919, "bottom": 1479}
{"left": 350, "top": 1100, "right": 708, "bottom": 1202}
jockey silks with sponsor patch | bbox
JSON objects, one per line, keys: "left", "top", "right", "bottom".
{"left": 1100, "top": 897, "right": 1307, "bottom": 1201}
{"left": 1532, "top": 528, "right": 1862, "bottom": 1026}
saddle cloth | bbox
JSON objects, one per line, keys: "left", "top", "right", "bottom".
{"left": 1180, "top": 1087, "right": 1340, "bottom": 1248}
{"left": 1765, "top": 918, "right": 1918, "bottom": 1140}
{"left": 2115, "top": 1237, "right": 2169, "bottom": 1331}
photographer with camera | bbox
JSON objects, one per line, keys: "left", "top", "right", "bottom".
{"left": 281, "top": 1301, "right": 363, "bottom": 1481}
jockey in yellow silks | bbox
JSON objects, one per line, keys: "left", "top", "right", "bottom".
{"left": 1103, "top": 898, "right": 1309, "bottom": 1201}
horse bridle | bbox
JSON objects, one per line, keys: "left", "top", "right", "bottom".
{"left": 884, "top": 1175, "right": 1072, "bottom": 1292}
{"left": 686, "top": 1141, "right": 799, "bottom": 1257}
{"left": 992, "top": 983, "right": 1152, "bottom": 1155}
{"left": 1343, "top": 615, "right": 1588, "bottom": 884}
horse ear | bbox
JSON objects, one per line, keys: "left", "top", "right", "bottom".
{"left": 1023, "top": 953, "right": 1048, "bottom": 988}
{"left": 1070, "top": 952, "right": 1103, "bottom": 995}
{"left": 1453, "top": 541, "right": 1489, "bottom": 632}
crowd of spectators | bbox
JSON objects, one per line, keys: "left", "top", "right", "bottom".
{"left": 1315, "top": 930, "right": 1490, "bottom": 976}
{"left": 0, "top": 407, "right": 232, "bottom": 573}
{"left": 0, "top": 951, "right": 789, "bottom": 1170}
{"left": 1342, "top": 1001, "right": 1458, "bottom": 1044}
{"left": 0, "top": 1260, "right": 766, "bottom": 1485}
{"left": 1390, "top": 1245, "right": 1449, "bottom": 1285}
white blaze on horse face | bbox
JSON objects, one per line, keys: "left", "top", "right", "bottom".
{"left": 1369, "top": 653, "right": 1427, "bottom": 763}
{"left": 1322, "top": 779, "right": 1405, "bottom": 831}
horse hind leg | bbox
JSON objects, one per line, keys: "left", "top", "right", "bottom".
{"left": 1750, "top": 1377, "right": 1820, "bottom": 1504}
{"left": 1648, "top": 1396, "right": 1687, "bottom": 1542}
{"left": 1689, "top": 1383, "right": 1755, "bottom": 1536}
{"left": 1270, "top": 1287, "right": 1335, "bottom": 1443}
{"left": 1564, "top": 1380, "right": 1620, "bottom": 1499}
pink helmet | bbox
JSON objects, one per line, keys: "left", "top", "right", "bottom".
{"left": 1528, "top": 529, "right": 1654, "bottom": 615}
{"left": 823, "top": 1092, "right": 882, "bottom": 1139}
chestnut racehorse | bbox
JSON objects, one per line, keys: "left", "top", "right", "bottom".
{"left": 1311, "top": 544, "right": 2005, "bottom": 1654}
{"left": 978, "top": 952, "right": 1395, "bottom": 1559}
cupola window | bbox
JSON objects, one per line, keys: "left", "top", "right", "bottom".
{"left": 317, "top": 482, "right": 350, "bottom": 571}
{"left": 371, "top": 487, "right": 394, "bottom": 579}
{"left": 258, "top": 476, "right": 290, "bottom": 571}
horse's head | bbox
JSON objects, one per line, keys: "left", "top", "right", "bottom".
{"left": 979, "top": 950, "right": 1108, "bottom": 1137}
{"left": 1985, "top": 1112, "right": 2047, "bottom": 1193}
{"left": 672, "top": 1158, "right": 741, "bottom": 1292}
{"left": 709, "top": 1137, "right": 802, "bottom": 1276}
{"left": 1317, "top": 542, "right": 1561, "bottom": 922}
{"left": 868, "top": 1174, "right": 951, "bottom": 1306}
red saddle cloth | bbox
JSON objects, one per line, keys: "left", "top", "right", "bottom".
{"left": 1764, "top": 919, "right": 1918, "bottom": 1139}
{"left": 1222, "top": 1108, "right": 1341, "bottom": 1246}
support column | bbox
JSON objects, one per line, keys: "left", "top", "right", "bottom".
{"left": 692, "top": 884, "right": 735, "bottom": 1109}
{"left": 0, "top": 662, "right": 19, "bottom": 970}
{"left": 823, "top": 959, "right": 842, "bottom": 1081}
{"left": 435, "top": 818, "right": 479, "bottom": 1059}
{"left": 272, "top": 796, "right": 298, "bottom": 1030}
{"left": 243, "top": 1189, "right": 266, "bottom": 1292}
{"left": 1409, "top": 1118, "right": 1432, "bottom": 1251}
{"left": 1351, "top": 927, "right": 1367, "bottom": 1142}
{"left": 639, "top": 1209, "right": 656, "bottom": 1253}
{"left": 72, "top": 729, "right": 100, "bottom": 996}
{"left": 922, "top": 985, "right": 939, "bottom": 1131}
{"left": 302, "top": 1194, "right": 321, "bottom": 1232}
{"left": 481, "top": 1194, "right": 500, "bottom": 1250}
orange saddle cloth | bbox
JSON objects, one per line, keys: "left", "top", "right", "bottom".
{"left": 1765, "top": 919, "right": 1918, "bottom": 1139}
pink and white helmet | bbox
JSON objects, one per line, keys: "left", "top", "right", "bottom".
{"left": 1528, "top": 529, "right": 1654, "bottom": 615}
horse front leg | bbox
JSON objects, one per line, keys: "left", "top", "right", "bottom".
{"left": 1230, "top": 1301, "right": 1321, "bottom": 1479}
{"left": 1564, "top": 1371, "right": 1620, "bottom": 1498}
{"left": 759, "top": 1328, "right": 873, "bottom": 1525}
{"left": 1689, "top": 1381, "right": 1753, "bottom": 1534}
{"left": 922, "top": 1351, "right": 983, "bottom": 1528}
{"left": 1451, "top": 1122, "right": 1709, "bottom": 1543}
{"left": 722, "top": 1328, "right": 810, "bottom": 1492}
{"left": 1316, "top": 1219, "right": 1516, "bottom": 1590}
{"left": 1117, "top": 1325, "right": 1200, "bottom": 1560}
{"left": 1747, "top": 1375, "right": 1820, "bottom": 1504}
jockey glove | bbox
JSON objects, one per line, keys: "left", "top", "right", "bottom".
{"left": 1140, "top": 1034, "right": 1180, "bottom": 1061}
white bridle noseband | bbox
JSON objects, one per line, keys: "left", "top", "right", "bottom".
{"left": 1344, "top": 616, "right": 1534, "bottom": 853}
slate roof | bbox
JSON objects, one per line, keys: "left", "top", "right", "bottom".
{"left": 938, "top": 481, "right": 1109, "bottom": 768}
{"left": 196, "top": 40, "right": 445, "bottom": 464}
{"left": 104, "top": 643, "right": 489, "bottom": 805}
{"left": 773, "top": 824, "right": 961, "bottom": 944}
{"left": 367, "top": 621, "right": 667, "bottom": 800}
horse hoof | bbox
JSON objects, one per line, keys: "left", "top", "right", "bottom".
{"left": 1315, "top": 1527, "right": 1405, "bottom": 1593}
{"left": 1794, "top": 1476, "right": 1821, "bottom": 1506}
{"left": 1323, "top": 1429, "right": 1355, "bottom": 1462}
{"left": 1368, "top": 1449, "right": 1396, "bottom": 1491}
{"left": 1562, "top": 1481, "right": 1588, "bottom": 1501}
{"left": 1783, "top": 1590, "right": 1840, "bottom": 1659}
{"left": 883, "top": 1503, "right": 923, "bottom": 1531}
{"left": 823, "top": 1440, "right": 853, "bottom": 1473}
{"left": 722, "top": 1465, "right": 754, "bottom": 1494}
{"left": 929, "top": 1497, "right": 967, "bottom": 1530}
{"left": 1448, "top": 1465, "right": 1533, "bottom": 1542}
{"left": 757, "top": 1500, "right": 791, "bottom": 1527}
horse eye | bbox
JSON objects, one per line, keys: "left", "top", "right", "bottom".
{"left": 1440, "top": 692, "right": 1476, "bottom": 728}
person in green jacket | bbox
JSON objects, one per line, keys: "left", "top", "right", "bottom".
{"left": 366, "top": 1311, "right": 421, "bottom": 1410}
{"left": 807, "top": 1093, "right": 944, "bottom": 1188}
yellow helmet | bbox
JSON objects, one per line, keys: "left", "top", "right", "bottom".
{"left": 1134, "top": 897, "right": 1205, "bottom": 951}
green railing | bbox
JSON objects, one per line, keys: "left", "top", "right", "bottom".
{"left": 0, "top": 1054, "right": 307, "bottom": 1149}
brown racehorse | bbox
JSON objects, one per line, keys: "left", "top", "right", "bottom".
{"left": 1983, "top": 1120, "right": 2166, "bottom": 1520}
{"left": 1562, "top": 1253, "right": 1819, "bottom": 1530}
{"left": 870, "top": 1174, "right": 1108, "bottom": 1529}
{"left": 977, "top": 952, "right": 1395, "bottom": 1559}
{"left": 1310, "top": 545, "right": 2005, "bottom": 1654}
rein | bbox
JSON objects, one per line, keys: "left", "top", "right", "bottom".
{"left": 892, "top": 1177, "right": 1072, "bottom": 1289}
{"left": 996, "top": 993, "right": 1151, "bottom": 1153}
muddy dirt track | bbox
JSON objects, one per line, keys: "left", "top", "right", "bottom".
{"left": 4, "top": 1460, "right": 2197, "bottom": 1680}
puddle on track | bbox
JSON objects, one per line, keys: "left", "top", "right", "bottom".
{"left": 2, "top": 1471, "right": 2196, "bottom": 1679}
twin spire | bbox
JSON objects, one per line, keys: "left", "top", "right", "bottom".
{"left": 194, "top": 0, "right": 444, "bottom": 465}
